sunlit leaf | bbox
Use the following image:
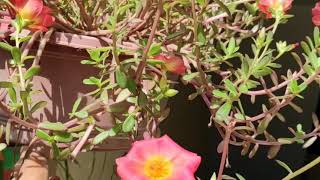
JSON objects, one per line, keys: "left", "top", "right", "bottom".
{"left": 122, "top": 115, "right": 136, "bottom": 133}
{"left": 275, "top": 160, "right": 293, "bottom": 173}
{"left": 38, "top": 122, "right": 66, "bottom": 131}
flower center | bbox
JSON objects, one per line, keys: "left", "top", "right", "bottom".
{"left": 144, "top": 156, "right": 173, "bottom": 179}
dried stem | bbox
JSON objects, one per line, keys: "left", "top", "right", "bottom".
{"left": 92, "top": 0, "right": 102, "bottom": 17}
{"left": 74, "top": 0, "right": 93, "bottom": 30}
{"left": 71, "top": 124, "right": 94, "bottom": 158}
{"left": 203, "top": 12, "right": 228, "bottom": 25}
{"left": 0, "top": 101, "right": 37, "bottom": 129}
{"left": 21, "top": 31, "right": 41, "bottom": 57}
{"left": 33, "top": 28, "right": 54, "bottom": 66}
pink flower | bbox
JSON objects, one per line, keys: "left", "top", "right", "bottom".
{"left": 116, "top": 135, "right": 201, "bottom": 180}
{"left": 258, "top": 0, "right": 293, "bottom": 18}
{"left": 312, "top": 2, "right": 320, "bottom": 26}
{"left": 154, "top": 54, "right": 186, "bottom": 75}
{"left": 10, "top": 0, "right": 55, "bottom": 31}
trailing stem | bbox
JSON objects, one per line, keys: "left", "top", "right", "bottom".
{"left": 282, "top": 156, "right": 320, "bottom": 180}
{"left": 217, "top": 125, "right": 233, "bottom": 180}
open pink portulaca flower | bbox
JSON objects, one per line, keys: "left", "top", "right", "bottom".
{"left": 116, "top": 135, "right": 201, "bottom": 180}
{"left": 312, "top": 2, "right": 320, "bottom": 26}
{"left": 154, "top": 54, "right": 186, "bottom": 75}
{"left": 258, "top": 0, "right": 293, "bottom": 18}
{"left": 10, "top": 0, "right": 55, "bottom": 31}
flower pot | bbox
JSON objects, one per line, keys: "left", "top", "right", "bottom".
{"left": 0, "top": 30, "right": 143, "bottom": 150}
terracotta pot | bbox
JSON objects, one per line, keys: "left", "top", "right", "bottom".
{"left": 0, "top": 30, "right": 143, "bottom": 150}
{"left": 0, "top": 12, "right": 155, "bottom": 180}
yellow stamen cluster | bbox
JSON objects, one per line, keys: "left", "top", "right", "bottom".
{"left": 144, "top": 156, "right": 173, "bottom": 179}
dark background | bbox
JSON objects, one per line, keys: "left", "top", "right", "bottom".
{"left": 161, "top": 0, "right": 320, "bottom": 179}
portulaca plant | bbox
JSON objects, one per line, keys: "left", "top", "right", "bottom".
{"left": 1, "top": 0, "right": 320, "bottom": 179}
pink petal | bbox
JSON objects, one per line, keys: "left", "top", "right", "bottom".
{"left": 258, "top": 0, "right": 293, "bottom": 18}
{"left": 282, "top": 0, "right": 293, "bottom": 12}
{"left": 117, "top": 135, "right": 201, "bottom": 179}
{"left": 313, "top": 15, "right": 320, "bottom": 26}
{"left": 169, "top": 170, "right": 197, "bottom": 180}
{"left": 154, "top": 54, "right": 167, "bottom": 62}
{"left": 257, "top": 3, "right": 272, "bottom": 18}
{"left": 152, "top": 135, "right": 185, "bottom": 159}
{"left": 22, "top": 0, "right": 44, "bottom": 18}
{"left": 126, "top": 138, "right": 162, "bottom": 162}
{"left": 10, "top": 0, "right": 27, "bottom": 9}
{"left": 171, "top": 151, "right": 201, "bottom": 173}
{"left": 116, "top": 157, "right": 148, "bottom": 180}
{"left": 154, "top": 54, "right": 186, "bottom": 75}
{"left": 313, "top": 3, "right": 320, "bottom": 16}
{"left": 41, "top": 14, "right": 55, "bottom": 27}
{"left": 157, "top": 136, "right": 201, "bottom": 172}
{"left": 165, "top": 55, "right": 186, "bottom": 75}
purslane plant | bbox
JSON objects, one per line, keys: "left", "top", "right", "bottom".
{"left": 1, "top": 0, "right": 320, "bottom": 179}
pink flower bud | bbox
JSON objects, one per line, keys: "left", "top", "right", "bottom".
{"left": 154, "top": 54, "right": 186, "bottom": 75}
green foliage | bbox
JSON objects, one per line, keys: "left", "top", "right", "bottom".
{"left": 38, "top": 122, "right": 66, "bottom": 131}
{"left": 116, "top": 67, "right": 128, "bottom": 88}
{"left": 2, "top": 1, "right": 320, "bottom": 178}
{"left": 93, "top": 124, "right": 121, "bottom": 145}
{"left": 122, "top": 115, "right": 136, "bottom": 133}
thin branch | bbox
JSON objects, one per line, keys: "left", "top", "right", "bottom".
{"left": 282, "top": 156, "right": 320, "bottom": 180}
{"left": 203, "top": 13, "right": 228, "bottom": 25}
{"left": 129, "top": 10, "right": 156, "bottom": 36}
{"left": 92, "top": 0, "right": 102, "bottom": 21}
{"left": 54, "top": 15, "right": 83, "bottom": 33}
{"left": 74, "top": 0, "right": 93, "bottom": 30}
{"left": 0, "top": 101, "right": 37, "bottom": 129}
{"left": 217, "top": 125, "right": 233, "bottom": 180}
{"left": 71, "top": 124, "right": 94, "bottom": 158}
{"left": 135, "top": 0, "right": 163, "bottom": 83}
{"left": 33, "top": 28, "right": 54, "bottom": 66}
{"left": 191, "top": 0, "right": 209, "bottom": 89}
{"left": 246, "top": 69, "right": 305, "bottom": 96}
{"left": 21, "top": 31, "right": 41, "bottom": 57}
{"left": 235, "top": 70, "right": 320, "bottom": 122}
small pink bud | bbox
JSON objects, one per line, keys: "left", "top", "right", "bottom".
{"left": 154, "top": 54, "right": 186, "bottom": 75}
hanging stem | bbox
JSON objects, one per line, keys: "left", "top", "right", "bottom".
{"left": 217, "top": 125, "right": 233, "bottom": 180}
{"left": 282, "top": 156, "right": 320, "bottom": 180}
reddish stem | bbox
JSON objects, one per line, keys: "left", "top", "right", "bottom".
{"left": 135, "top": 0, "right": 163, "bottom": 83}
{"left": 217, "top": 126, "right": 232, "bottom": 180}
{"left": 246, "top": 69, "right": 304, "bottom": 96}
